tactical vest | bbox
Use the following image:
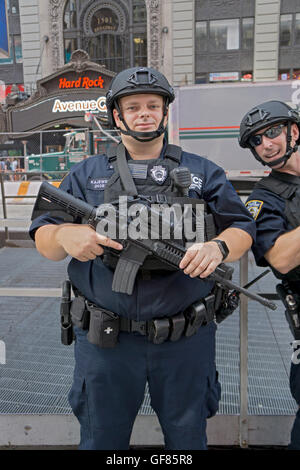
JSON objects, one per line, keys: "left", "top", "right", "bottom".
{"left": 256, "top": 170, "right": 300, "bottom": 283}
{"left": 102, "top": 142, "right": 215, "bottom": 272}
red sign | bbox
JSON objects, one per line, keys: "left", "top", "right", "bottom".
{"left": 59, "top": 76, "right": 104, "bottom": 90}
{"left": 4, "top": 84, "right": 24, "bottom": 96}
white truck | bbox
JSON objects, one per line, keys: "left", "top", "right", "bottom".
{"left": 169, "top": 80, "right": 300, "bottom": 185}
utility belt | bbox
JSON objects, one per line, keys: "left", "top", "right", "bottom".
{"left": 68, "top": 290, "right": 215, "bottom": 348}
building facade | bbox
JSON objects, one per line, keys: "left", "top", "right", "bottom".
{"left": 1, "top": 0, "right": 300, "bottom": 99}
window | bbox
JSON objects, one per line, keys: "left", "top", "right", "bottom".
{"left": 86, "top": 35, "right": 126, "bottom": 72}
{"left": 293, "top": 69, "right": 300, "bottom": 80}
{"left": 64, "top": 38, "right": 77, "bottom": 63}
{"left": 278, "top": 69, "right": 300, "bottom": 81}
{"left": 241, "top": 71, "right": 252, "bottom": 81}
{"left": 280, "top": 14, "right": 292, "bottom": 47}
{"left": 195, "top": 21, "right": 207, "bottom": 52}
{"left": 7, "top": 0, "right": 19, "bottom": 14}
{"left": 195, "top": 17, "right": 254, "bottom": 84}
{"left": 278, "top": 70, "right": 290, "bottom": 80}
{"left": 133, "top": 0, "right": 147, "bottom": 23}
{"left": 295, "top": 14, "right": 300, "bottom": 46}
{"left": 195, "top": 72, "right": 207, "bottom": 84}
{"left": 14, "top": 35, "right": 22, "bottom": 63}
{"left": 134, "top": 36, "right": 147, "bottom": 67}
{"left": 242, "top": 18, "right": 254, "bottom": 50}
{"left": 63, "top": 0, "right": 77, "bottom": 30}
{"left": 63, "top": 1, "right": 147, "bottom": 73}
{"left": 210, "top": 19, "right": 239, "bottom": 51}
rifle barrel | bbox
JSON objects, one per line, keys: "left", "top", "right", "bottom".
{"left": 210, "top": 271, "right": 277, "bottom": 310}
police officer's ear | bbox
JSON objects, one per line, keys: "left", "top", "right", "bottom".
{"left": 291, "top": 122, "right": 300, "bottom": 144}
{"left": 112, "top": 107, "right": 122, "bottom": 128}
{"left": 164, "top": 106, "right": 169, "bottom": 125}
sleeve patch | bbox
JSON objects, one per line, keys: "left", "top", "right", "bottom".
{"left": 245, "top": 200, "right": 264, "bottom": 220}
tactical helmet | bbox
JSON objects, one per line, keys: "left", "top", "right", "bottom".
{"left": 106, "top": 66, "right": 175, "bottom": 142}
{"left": 239, "top": 100, "right": 300, "bottom": 167}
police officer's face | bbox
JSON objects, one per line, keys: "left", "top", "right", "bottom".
{"left": 252, "top": 122, "right": 299, "bottom": 167}
{"left": 113, "top": 94, "right": 167, "bottom": 137}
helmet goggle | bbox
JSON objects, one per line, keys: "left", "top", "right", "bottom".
{"left": 248, "top": 123, "right": 286, "bottom": 148}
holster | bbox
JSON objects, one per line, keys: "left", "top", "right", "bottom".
{"left": 70, "top": 295, "right": 90, "bottom": 330}
{"left": 60, "top": 280, "right": 73, "bottom": 346}
{"left": 184, "top": 296, "right": 213, "bottom": 337}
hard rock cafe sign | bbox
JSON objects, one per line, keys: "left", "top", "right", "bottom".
{"left": 58, "top": 76, "right": 105, "bottom": 90}
{"left": 6, "top": 50, "right": 115, "bottom": 134}
{"left": 52, "top": 96, "right": 107, "bottom": 114}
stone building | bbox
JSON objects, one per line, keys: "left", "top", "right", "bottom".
{"left": 1, "top": 0, "right": 300, "bottom": 93}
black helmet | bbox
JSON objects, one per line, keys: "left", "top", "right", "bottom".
{"left": 239, "top": 100, "right": 300, "bottom": 168}
{"left": 106, "top": 66, "right": 175, "bottom": 142}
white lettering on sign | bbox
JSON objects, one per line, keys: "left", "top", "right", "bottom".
{"left": 52, "top": 97, "right": 107, "bottom": 113}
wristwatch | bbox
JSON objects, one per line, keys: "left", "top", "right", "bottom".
{"left": 211, "top": 239, "right": 229, "bottom": 261}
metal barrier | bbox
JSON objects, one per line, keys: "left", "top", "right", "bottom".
{"left": 0, "top": 172, "right": 63, "bottom": 244}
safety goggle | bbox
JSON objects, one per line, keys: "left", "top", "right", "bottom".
{"left": 248, "top": 124, "right": 286, "bottom": 147}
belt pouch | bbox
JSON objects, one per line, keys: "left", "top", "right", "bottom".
{"left": 169, "top": 313, "right": 186, "bottom": 341}
{"left": 70, "top": 296, "right": 90, "bottom": 329}
{"left": 184, "top": 301, "right": 207, "bottom": 337}
{"left": 87, "top": 305, "right": 120, "bottom": 348}
{"left": 148, "top": 318, "right": 170, "bottom": 344}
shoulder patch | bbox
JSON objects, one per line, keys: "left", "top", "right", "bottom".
{"left": 190, "top": 173, "right": 203, "bottom": 191}
{"left": 245, "top": 200, "right": 264, "bottom": 220}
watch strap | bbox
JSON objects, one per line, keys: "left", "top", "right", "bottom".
{"left": 210, "top": 239, "right": 229, "bottom": 260}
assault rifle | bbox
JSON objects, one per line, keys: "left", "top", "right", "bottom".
{"left": 31, "top": 182, "right": 277, "bottom": 310}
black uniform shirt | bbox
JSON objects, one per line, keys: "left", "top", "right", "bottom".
{"left": 246, "top": 188, "right": 290, "bottom": 267}
{"left": 29, "top": 147, "right": 255, "bottom": 321}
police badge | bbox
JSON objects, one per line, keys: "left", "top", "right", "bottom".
{"left": 150, "top": 165, "right": 168, "bottom": 184}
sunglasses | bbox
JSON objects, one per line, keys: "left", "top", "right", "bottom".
{"left": 248, "top": 124, "right": 286, "bottom": 147}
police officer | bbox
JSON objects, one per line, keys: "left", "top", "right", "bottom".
{"left": 30, "top": 67, "right": 255, "bottom": 450}
{"left": 239, "top": 100, "right": 300, "bottom": 449}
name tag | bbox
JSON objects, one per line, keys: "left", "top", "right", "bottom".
{"left": 87, "top": 177, "right": 109, "bottom": 190}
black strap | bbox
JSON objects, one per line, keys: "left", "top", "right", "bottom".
{"left": 164, "top": 144, "right": 182, "bottom": 163}
{"left": 270, "top": 170, "right": 300, "bottom": 186}
{"left": 256, "top": 171, "right": 300, "bottom": 199}
{"left": 108, "top": 142, "right": 182, "bottom": 165}
{"left": 116, "top": 143, "right": 139, "bottom": 197}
